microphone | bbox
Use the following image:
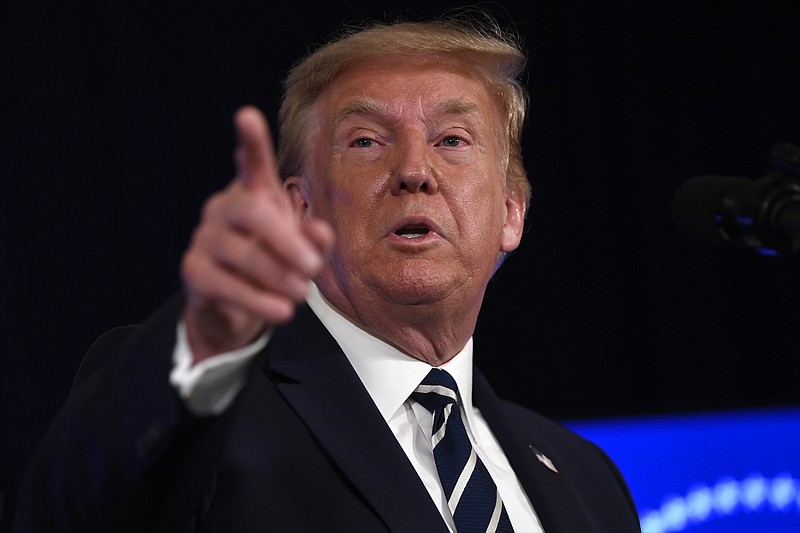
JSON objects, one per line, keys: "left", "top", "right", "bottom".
{"left": 671, "top": 143, "right": 800, "bottom": 256}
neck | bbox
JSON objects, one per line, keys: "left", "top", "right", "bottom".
{"left": 317, "top": 282, "right": 484, "bottom": 366}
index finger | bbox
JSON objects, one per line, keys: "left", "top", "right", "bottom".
{"left": 233, "top": 106, "right": 282, "bottom": 192}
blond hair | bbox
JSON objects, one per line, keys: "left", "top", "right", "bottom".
{"left": 277, "top": 9, "right": 531, "bottom": 205}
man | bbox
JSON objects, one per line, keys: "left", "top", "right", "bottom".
{"left": 14, "top": 10, "right": 641, "bottom": 533}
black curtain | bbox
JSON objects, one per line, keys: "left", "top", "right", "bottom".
{"left": 2, "top": 2, "right": 799, "bottom": 530}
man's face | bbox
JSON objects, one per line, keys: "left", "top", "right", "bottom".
{"left": 292, "top": 55, "right": 525, "bottom": 315}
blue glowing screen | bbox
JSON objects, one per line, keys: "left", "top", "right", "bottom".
{"left": 565, "top": 407, "right": 800, "bottom": 532}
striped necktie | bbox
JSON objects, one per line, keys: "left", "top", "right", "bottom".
{"left": 412, "top": 368, "right": 514, "bottom": 533}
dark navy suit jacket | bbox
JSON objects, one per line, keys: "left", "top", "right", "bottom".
{"left": 14, "top": 295, "right": 641, "bottom": 532}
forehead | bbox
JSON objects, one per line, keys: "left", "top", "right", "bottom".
{"left": 315, "top": 55, "right": 502, "bottom": 125}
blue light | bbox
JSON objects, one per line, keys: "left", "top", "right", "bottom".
{"left": 564, "top": 407, "right": 800, "bottom": 532}
{"left": 636, "top": 474, "right": 800, "bottom": 532}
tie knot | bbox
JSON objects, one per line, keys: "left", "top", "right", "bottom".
{"left": 412, "top": 368, "right": 460, "bottom": 414}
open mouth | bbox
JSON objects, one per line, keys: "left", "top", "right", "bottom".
{"left": 394, "top": 224, "right": 431, "bottom": 239}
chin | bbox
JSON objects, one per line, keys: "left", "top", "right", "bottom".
{"left": 379, "top": 262, "right": 463, "bottom": 306}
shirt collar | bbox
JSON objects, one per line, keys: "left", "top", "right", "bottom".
{"left": 305, "top": 282, "right": 475, "bottom": 423}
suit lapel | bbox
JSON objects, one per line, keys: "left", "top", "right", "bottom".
{"left": 262, "top": 304, "right": 600, "bottom": 531}
{"left": 473, "top": 370, "right": 598, "bottom": 532}
{"left": 265, "top": 305, "right": 449, "bottom": 532}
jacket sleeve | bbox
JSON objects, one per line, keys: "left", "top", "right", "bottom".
{"left": 13, "top": 294, "right": 243, "bottom": 533}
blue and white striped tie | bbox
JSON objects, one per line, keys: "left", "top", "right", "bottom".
{"left": 412, "top": 368, "right": 514, "bottom": 533}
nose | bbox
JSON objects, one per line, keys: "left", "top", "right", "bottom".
{"left": 389, "top": 136, "right": 439, "bottom": 195}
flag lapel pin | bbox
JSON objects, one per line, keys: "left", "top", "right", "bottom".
{"left": 529, "top": 445, "right": 559, "bottom": 474}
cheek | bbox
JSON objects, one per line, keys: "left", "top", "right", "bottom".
{"left": 326, "top": 163, "right": 388, "bottom": 228}
{"left": 313, "top": 177, "right": 374, "bottom": 251}
{"left": 456, "top": 171, "right": 506, "bottom": 227}
{"left": 307, "top": 158, "right": 355, "bottom": 220}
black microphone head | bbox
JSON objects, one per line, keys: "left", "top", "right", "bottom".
{"left": 671, "top": 175, "right": 753, "bottom": 248}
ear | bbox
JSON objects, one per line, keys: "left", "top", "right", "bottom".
{"left": 500, "top": 188, "right": 526, "bottom": 253}
{"left": 283, "top": 175, "right": 309, "bottom": 220}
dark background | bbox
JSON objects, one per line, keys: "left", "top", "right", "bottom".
{"left": 2, "top": 1, "right": 799, "bottom": 529}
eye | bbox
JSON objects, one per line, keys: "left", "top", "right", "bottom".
{"left": 353, "top": 137, "right": 375, "bottom": 148}
{"left": 439, "top": 136, "right": 462, "bottom": 147}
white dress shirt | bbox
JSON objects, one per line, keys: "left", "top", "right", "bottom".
{"left": 170, "top": 283, "right": 543, "bottom": 532}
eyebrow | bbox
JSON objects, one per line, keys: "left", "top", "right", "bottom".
{"left": 333, "top": 97, "right": 390, "bottom": 127}
{"left": 332, "top": 97, "right": 481, "bottom": 127}
{"left": 435, "top": 98, "right": 480, "bottom": 116}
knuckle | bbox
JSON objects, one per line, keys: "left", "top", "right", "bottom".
{"left": 265, "top": 299, "right": 296, "bottom": 324}
{"left": 180, "top": 248, "right": 205, "bottom": 285}
{"left": 201, "top": 191, "right": 225, "bottom": 219}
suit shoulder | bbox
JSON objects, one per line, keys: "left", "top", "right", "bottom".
{"left": 71, "top": 324, "right": 142, "bottom": 389}
{"left": 498, "top": 399, "right": 640, "bottom": 519}
{"left": 72, "top": 292, "right": 185, "bottom": 389}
